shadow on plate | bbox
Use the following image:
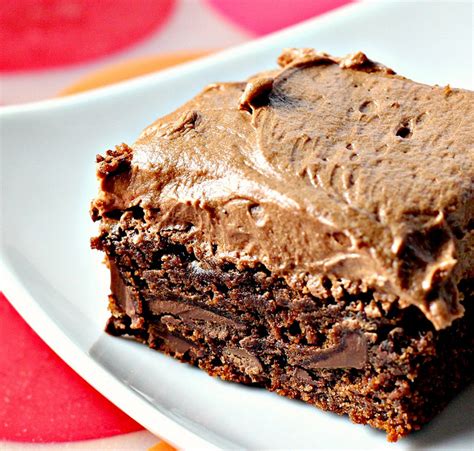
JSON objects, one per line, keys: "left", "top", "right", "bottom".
{"left": 405, "top": 383, "right": 474, "bottom": 449}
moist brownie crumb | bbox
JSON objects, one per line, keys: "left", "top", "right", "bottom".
{"left": 91, "top": 49, "right": 474, "bottom": 440}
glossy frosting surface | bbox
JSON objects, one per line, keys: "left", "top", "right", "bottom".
{"left": 93, "top": 49, "right": 474, "bottom": 329}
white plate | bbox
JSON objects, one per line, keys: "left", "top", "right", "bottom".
{"left": 1, "top": 1, "right": 473, "bottom": 449}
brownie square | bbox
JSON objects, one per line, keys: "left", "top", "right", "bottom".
{"left": 91, "top": 49, "right": 473, "bottom": 440}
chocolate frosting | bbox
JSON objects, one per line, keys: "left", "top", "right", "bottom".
{"left": 93, "top": 49, "right": 474, "bottom": 330}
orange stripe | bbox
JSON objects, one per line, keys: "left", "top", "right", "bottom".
{"left": 148, "top": 439, "right": 178, "bottom": 451}
{"left": 60, "top": 50, "right": 212, "bottom": 96}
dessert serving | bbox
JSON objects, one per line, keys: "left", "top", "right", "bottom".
{"left": 91, "top": 48, "right": 474, "bottom": 440}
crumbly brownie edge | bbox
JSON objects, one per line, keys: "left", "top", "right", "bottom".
{"left": 92, "top": 215, "right": 474, "bottom": 442}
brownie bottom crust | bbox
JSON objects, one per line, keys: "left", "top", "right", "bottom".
{"left": 93, "top": 214, "right": 473, "bottom": 441}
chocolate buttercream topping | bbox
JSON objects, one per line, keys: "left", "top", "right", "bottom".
{"left": 93, "top": 49, "right": 474, "bottom": 330}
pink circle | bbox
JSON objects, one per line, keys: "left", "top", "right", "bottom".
{"left": 0, "top": 0, "right": 176, "bottom": 72}
{"left": 0, "top": 293, "right": 142, "bottom": 442}
{"left": 206, "top": 0, "right": 353, "bottom": 36}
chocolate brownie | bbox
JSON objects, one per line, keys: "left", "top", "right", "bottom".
{"left": 91, "top": 49, "right": 474, "bottom": 441}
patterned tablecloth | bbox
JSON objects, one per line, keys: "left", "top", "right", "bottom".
{"left": 0, "top": 1, "right": 351, "bottom": 448}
